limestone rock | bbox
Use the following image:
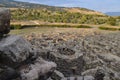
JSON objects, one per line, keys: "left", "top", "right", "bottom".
{"left": 0, "top": 35, "right": 35, "bottom": 67}
{"left": 61, "top": 76, "right": 94, "bottom": 80}
{"left": 26, "top": 32, "right": 120, "bottom": 79}
{"left": 19, "top": 57, "right": 57, "bottom": 80}
{"left": 39, "top": 48, "right": 85, "bottom": 77}
{"left": 0, "top": 66, "right": 20, "bottom": 80}
{"left": 0, "top": 35, "right": 57, "bottom": 80}
{"left": 51, "top": 70, "right": 65, "bottom": 80}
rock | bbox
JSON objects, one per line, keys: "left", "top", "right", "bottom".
{"left": 25, "top": 31, "right": 120, "bottom": 79}
{"left": 0, "top": 66, "right": 20, "bottom": 80}
{"left": 0, "top": 9, "right": 57, "bottom": 80}
{"left": 94, "top": 69, "right": 105, "bottom": 80}
{"left": 19, "top": 57, "right": 56, "bottom": 80}
{"left": 51, "top": 70, "right": 65, "bottom": 80}
{"left": 0, "top": 8, "right": 10, "bottom": 36}
{"left": 0, "top": 35, "right": 57, "bottom": 80}
{"left": 39, "top": 49, "right": 85, "bottom": 77}
{"left": 61, "top": 76, "right": 94, "bottom": 80}
{"left": 58, "top": 47, "right": 75, "bottom": 55}
{"left": 0, "top": 35, "right": 35, "bottom": 67}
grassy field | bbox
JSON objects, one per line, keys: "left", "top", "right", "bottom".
{"left": 10, "top": 22, "right": 120, "bottom": 36}
{"left": 10, "top": 27, "right": 56, "bottom": 35}
{"left": 10, "top": 26, "right": 119, "bottom": 37}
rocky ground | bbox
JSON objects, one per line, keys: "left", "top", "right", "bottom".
{"left": 0, "top": 35, "right": 57, "bottom": 80}
{"left": 0, "top": 8, "right": 57, "bottom": 80}
{"left": 24, "top": 28, "right": 120, "bottom": 80}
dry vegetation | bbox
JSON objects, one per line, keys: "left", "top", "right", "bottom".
{"left": 64, "top": 8, "right": 104, "bottom": 15}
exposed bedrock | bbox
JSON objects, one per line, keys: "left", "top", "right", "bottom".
{"left": 26, "top": 32, "right": 120, "bottom": 80}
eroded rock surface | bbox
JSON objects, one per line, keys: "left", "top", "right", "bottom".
{"left": 0, "top": 35, "right": 57, "bottom": 80}
{"left": 25, "top": 31, "right": 120, "bottom": 80}
{"left": 0, "top": 8, "right": 57, "bottom": 80}
{"left": 0, "top": 35, "right": 34, "bottom": 67}
{"left": 61, "top": 76, "right": 94, "bottom": 80}
{"left": 20, "top": 58, "right": 56, "bottom": 80}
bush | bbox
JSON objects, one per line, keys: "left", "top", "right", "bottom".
{"left": 10, "top": 24, "right": 92, "bottom": 29}
{"left": 118, "top": 28, "right": 120, "bottom": 31}
{"left": 107, "top": 17, "right": 116, "bottom": 26}
{"left": 22, "top": 25, "right": 38, "bottom": 28}
{"left": 39, "top": 24, "right": 71, "bottom": 28}
{"left": 75, "top": 25, "right": 92, "bottom": 28}
{"left": 99, "top": 26, "right": 118, "bottom": 31}
{"left": 10, "top": 24, "right": 22, "bottom": 29}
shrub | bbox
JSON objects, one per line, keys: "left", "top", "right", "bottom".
{"left": 10, "top": 24, "right": 22, "bottom": 29}
{"left": 22, "top": 25, "right": 38, "bottom": 28}
{"left": 10, "top": 24, "right": 92, "bottom": 29}
{"left": 39, "top": 24, "right": 71, "bottom": 28}
{"left": 76, "top": 25, "right": 92, "bottom": 28}
{"left": 118, "top": 28, "right": 120, "bottom": 31}
{"left": 107, "top": 17, "right": 116, "bottom": 26}
{"left": 99, "top": 26, "right": 118, "bottom": 31}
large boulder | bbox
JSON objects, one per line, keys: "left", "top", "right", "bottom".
{"left": 0, "top": 8, "right": 10, "bottom": 36}
{"left": 0, "top": 35, "right": 57, "bottom": 80}
{"left": 0, "top": 35, "right": 34, "bottom": 67}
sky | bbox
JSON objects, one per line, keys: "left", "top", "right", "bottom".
{"left": 15, "top": 0, "right": 120, "bottom": 12}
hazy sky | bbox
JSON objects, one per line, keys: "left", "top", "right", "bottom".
{"left": 15, "top": 0, "right": 120, "bottom": 12}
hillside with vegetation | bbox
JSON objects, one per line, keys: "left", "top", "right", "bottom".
{"left": 1, "top": 1, "right": 120, "bottom": 80}
{"left": 11, "top": 8, "right": 109, "bottom": 25}
{"left": 0, "top": 0, "right": 119, "bottom": 28}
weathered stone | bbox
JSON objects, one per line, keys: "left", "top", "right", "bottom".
{"left": 0, "top": 35, "right": 35, "bottom": 67}
{"left": 39, "top": 50, "right": 85, "bottom": 77}
{"left": 25, "top": 31, "right": 120, "bottom": 79}
{"left": 0, "top": 66, "right": 20, "bottom": 80}
{"left": 19, "top": 57, "right": 56, "bottom": 80}
{"left": 61, "top": 76, "right": 94, "bottom": 80}
{"left": 0, "top": 8, "right": 10, "bottom": 36}
{"left": 51, "top": 70, "right": 65, "bottom": 80}
{"left": 94, "top": 69, "right": 105, "bottom": 80}
{"left": 0, "top": 35, "right": 57, "bottom": 80}
{"left": 58, "top": 47, "right": 75, "bottom": 55}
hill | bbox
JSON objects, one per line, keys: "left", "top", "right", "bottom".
{"left": 1, "top": 0, "right": 115, "bottom": 25}
{"left": 105, "top": 12, "right": 120, "bottom": 16}
{"left": 0, "top": 0, "right": 50, "bottom": 8}
{"left": 0, "top": 0, "right": 104, "bottom": 15}
{"left": 65, "top": 7, "right": 104, "bottom": 15}
{"left": 11, "top": 8, "right": 108, "bottom": 25}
